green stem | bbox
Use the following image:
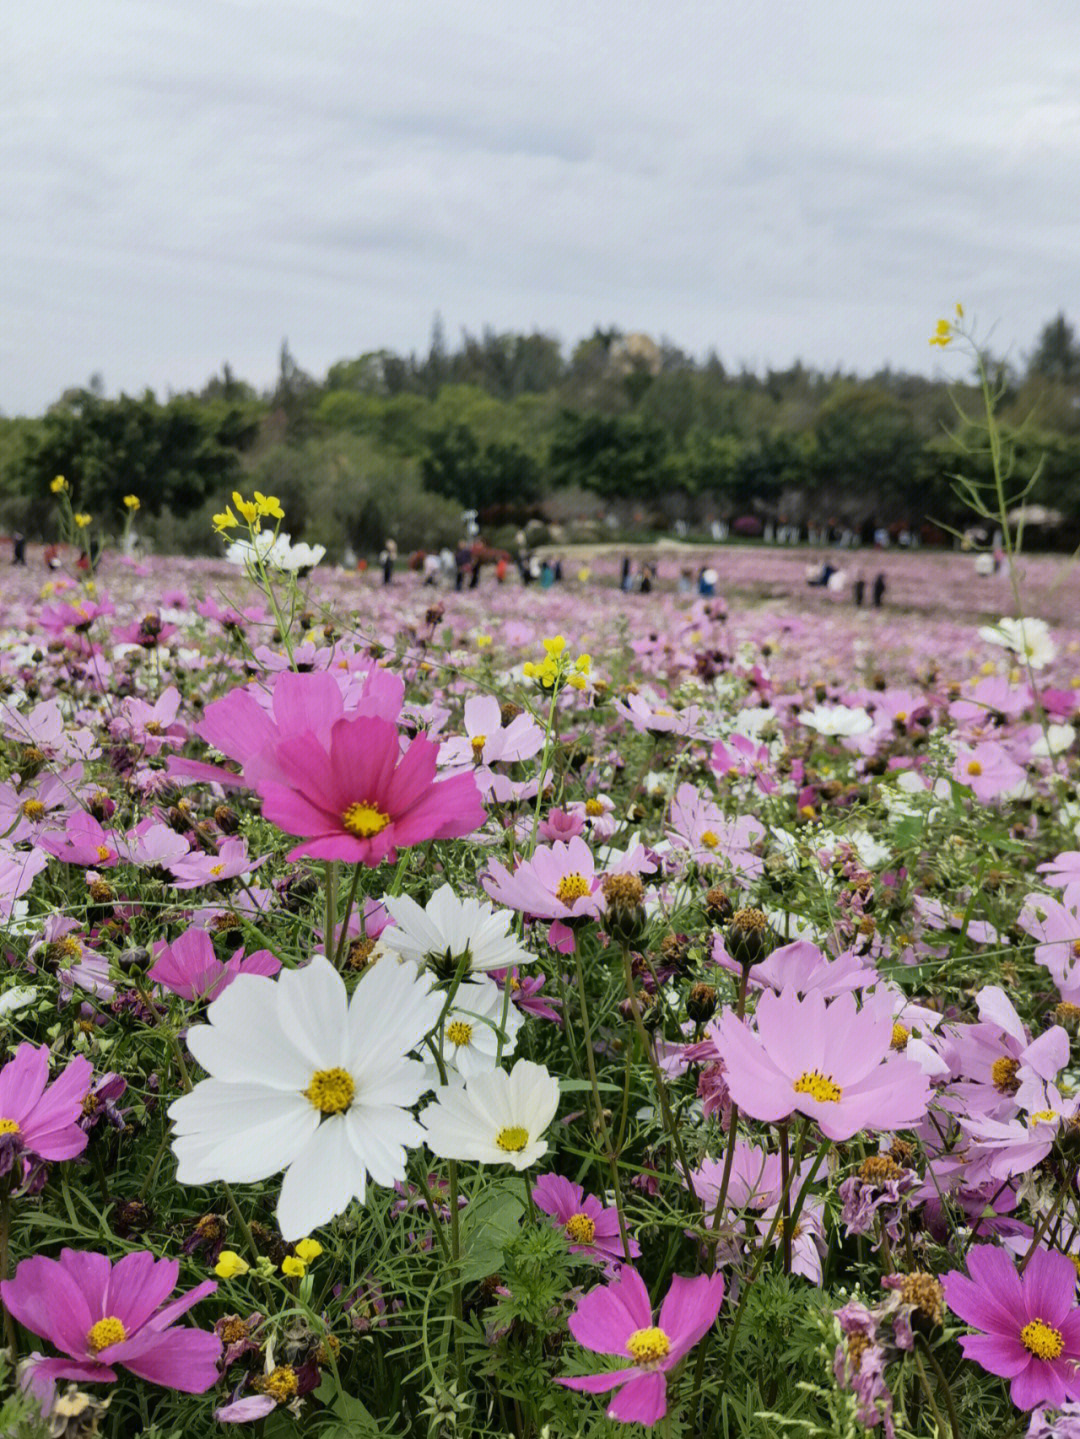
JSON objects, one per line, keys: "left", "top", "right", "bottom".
{"left": 0, "top": 1182, "right": 17, "bottom": 1360}
{"left": 571, "top": 944, "right": 631, "bottom": 1258}
{"left": 915, "top": 1332, "right": 961, "bottom": 1439}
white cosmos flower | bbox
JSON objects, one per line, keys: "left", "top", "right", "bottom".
{"left": 438, "top": 977, "right": 523, "bottom": 1080}
{"left": 796, "top": 704, "right": 873, "bottom": 737}
{"left": 1032, "top": 723, "right": 1076, "bottom": 758}
{"left": 420, "top": 1058, "right": 559, "bottom": 1170}
{"left": 978, "top": 616, "right": 1056, "bottom": 670}
{"left": 0, "top": 984, "right": 37, "bottom": 1017}
{"left": 379, "top": 884, "right": 532, "bottom": 975}
{"left": 168, "top": 955, "right": 442, "bottom": 1240}
{"left": 225, "top": 532, "right": 326, "bottom": 573}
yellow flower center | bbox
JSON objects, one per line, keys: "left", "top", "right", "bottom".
{"left": 96, "top": 846, "right": 111, "bottom": 862}
{"left": 0, "top": 1118, "right": 20, "bottom": 1136}
{"left": 1029, "top": 1110, "right": 1058, "bottom": 1125}
{"left": 20, "top": 799, "right": 45, "bottom": 819}
{"left": 495, "top": 1125, "right": 529, "bottom": 1153}
{"left": 565, "top": 1212, "right": 596, "bottom": 1245}
{"left": 209, "top": 864, "right": 225, "bottom": 876}
{"left": 890, "top": 1023, "right": 910, "bottom": 1050}
{"left": 895, "top": 711, "right": 907, "bottom": 723}
{"left": 556, "top": 873, "right": 590, "bottom": 904}
{"left": 145, "top": 720, "right": 163, "bottom": 735}
{"left": 446, "top": 1020, "right": 473, "bottom": 1047}
{"left": 585, "top": 798, "right": 605, "bottom": 817}
{"left": 304, "top": 1067, "right": 355, "bottom": 1114}
{"left": 626, "top": 1326, "right": 671, "bottom": 1364}
{"left": 1021, "top": 1319, "right": 1064, "bottom": 1360}
{"left": 967, "top": 760, "right": 983, "bottom": 777}
{"left": 793, "top": 1070, "right": 843, "bottom": 1103}
{"left": 342, "top": 802, "right": 391, "bottom": 837}
{"left": 259, "top": 1366, "right": 299, "bottom": 1402}
{"left": 700, "top": 830, "right": 720, "bottom": 849}
{"left": 87, "top": 1316, "right": 127, "bottom": 1353}
{"left": 992, "top": 1056, "right": 1021, "bottom": 1094}
{"left": 471, "top": 735, "right": 487, "bottom": 757}
{"left": 1072, "top": 939, "right": 1080, "bottom": 959}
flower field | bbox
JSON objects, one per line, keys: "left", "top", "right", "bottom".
{"left": 5, "top": 517, "right": 1080, "bottom": 1438}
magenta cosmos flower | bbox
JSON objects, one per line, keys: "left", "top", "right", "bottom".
{"left": 558, "top": 1266, "right": 725, "bottom": 1424}
{"left": 533, "top": 1172, "right": 640, "bottom": 1268}
{"left": 147, "top": 927, "right": 281, "bottom": 1003}
{"left": 1, "top": 1248, "right": 222, "bottom": 1398}
{"left": 715, "top": 987, "right": 930, "bottom": 1141}
{"left": 256, "top": 713, "right": 485, "bottom": 864}
{"left": 942, "top": 1245, "right": 1080, "bottom": 1411}
{"left": 0, "top": 1043, "right": 92, "bottom": 1177}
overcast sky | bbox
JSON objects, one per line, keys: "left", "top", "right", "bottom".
{"left": 3, "top": 0, "right": 1080, "bottom": 413}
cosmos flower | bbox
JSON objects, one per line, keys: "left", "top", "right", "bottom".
{"left": 978, "top": 617, "right": 1056, "bottom": 670}
{"left": 169, "top": 955, "right": 443, "bottom": 1239}
{"left": 257, "top": 714, "right": 485, "bottom": 864}
{"left": 0, "top": 1043, "right": 93, "bottom": 1178}
{"left": 532, "top": 1172, "right": 640, "bottom": 1268}
{"left": 2, "top": 1248, "right": 221, "bottom": 1398}
{"left": 482, "top": 837, "right": 604, "bottom": 953}
{"left": 557, "top": 1266, "right": 725, "bottom": 1424}
{"left": 147, "top": 928, "right": 281, "bottom": 1003}
{"left": 942, "top": 1245, "right": 1080, "bottom": 1410}
{"left": 715, "top": 987, "right": 931, "bottom": 1140}
{"left": 379, "top": 883, "right": 533, "bottom": 975}
{"left": 420, "top": 1058, "right": 559, "bottom": 1170}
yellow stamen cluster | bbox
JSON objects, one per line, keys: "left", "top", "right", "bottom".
{"left": 256, "top": 1366, "right": 299, "bottom": 1402}
{"left": 305, "top": 1067, "right": 355, "bottom": 1115}
{"left": 565, "top": 1213, "right": 596, "bottom": 1245}
{"left": 1021, "top": 1319, "right": 1064, "bottom": 1360}
{"left": 495, "top": 1125, "right": 529, "bottom": 1153}
{"left": 446, "top": 1020, "right": 474, "bottom": 1048}
{"left": 626, "top": 1326, "right": 671, "bottom": 1363}
{"left": 585, "top": 798, "right": 605, "bottom": 817}
{"left": 890, "top": 1023, "right": 910, "bottom": 1051}
{"left": 556, "top": 872, "right": 591, "bottom": 904}
{"left": 700, "top": 829, "right": 720, "bottom": 849}
{"left": 897, "top": 1271, "right": 944, "bottom": 1325}
{"left": 342, "top": 802, "right": 391, "bottom": 837}
{"left": 470, "top": 735, "right": 487, "bottom": 759}
{"left": 992, "top": 1056, "right": 1021, "bottom": 1094}
{"left": 858, "top": 1154, "right": 903, "bottom": 1185}
{"left": 793, "top": 1070, "right": 843, "bottom": 1104}
{"left": 0, "top": 1118, "right": 21, "bottom": 1136}
{"left": 86, "top": 1316, "right": 127, "bottom": 1353}
{"left": 21, "top": 799, "right": 46, "bottom": 819}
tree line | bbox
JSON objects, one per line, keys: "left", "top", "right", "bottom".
{"left": 3, "top": 315, "right": 1080, "bottom": 555}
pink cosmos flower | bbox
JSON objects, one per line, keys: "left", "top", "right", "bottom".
{"left": 557, "top": 1266, "right": 725, "bottom": 1424}
{"left": 115, "top": 819, "right": 190, "bottom": 868}
{"left": 166, "top": 837, "right": 267, "bottom": 889}
{"left": 710, "top": 733, "right": 779, "bottom": 794}
{"left": 613, "top": 693, "right": 704, "bottom": 737}
{"left": 0, "top": 846, "right": 49, "bottom": 919}
{"left": 482, "top": 837, "right": 603, "bottom": 953}
{"left": 147, "top": 928, "right": 281, "bottom": 1003}
{"left": 959, "top": 1081, "right": 1079, "bottom": 1183}
{"left": 951, "top": 741, "right": 1026, "bottom": 802}
{"left": 715, "top": 987, "right": 931, "bottom": 1141}
{"left": 183, "top": 666, "right": 405, "bottom": 793}
{"left": 942, "top": 1245, "right": 1080, "bottom": 1411}
{"left": 532, "top": 1173, "right": 640, "bottom": 1268}
{"left": 667, "top": 782, "right": 765, "bottom": 881}
{"left": 491, "top": 967, "right": 563, "bottom": 1024}
{"left": 0, "top": 766, "right": 84, "bottom": 844}
{"left": 258, "top": 713, "right": 485, "bottom": 864}
{"left": 0, "top": 1043, "right": 92, "bottom": 1177}
{"left": 36, "top": 812, "right": 119, "bottom": 868}
{"left": 711, "top": 935, "right": 876, "bottom": 998}
{"left": 438, "top": 694, "right": 544, "bottom": 802}
{"left": 2, "top": 1248, "right": 222, "bottom": 1398}
{"left": 111, "top": 686, "right": 186, "bottom": 752}
{"left": 1018, "top": 894, "right": 1080, "bottom": 1002}
{"left": 537, "top": 807, "right": 586, "bottom": 843}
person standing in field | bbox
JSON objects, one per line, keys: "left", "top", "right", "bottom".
{"left": 380, "top": 538, "right": 397, "bottom": 585}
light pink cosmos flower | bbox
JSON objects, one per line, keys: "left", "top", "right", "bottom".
{"left": 942, "top": 1245, "right": 1080, "bottom": 1411}
{"left": 438, "top": 694, "right": 544, "bottom": 802}
{"left": 951, "top": 741, "right": 1026, "bottom": 802}
{"left": 959, "top": 1081, "right": 1080, "bottom": 1183}
{"left": 941, "top": 986, "right": 1068, "bottom": 1120}
{"left": 667, "top": 782, "right": 764, "bottom": 880}
{"left": 1018, "top": 894, "right": 1080, "bottom": 1003}
{"left": 715, "top": 987, "right": 931, "bottom": 1141}
{"left": 147, "top": 928, "right": 281, "bottom": 1003}
{"left": 557, "top": 1265, "right": 725, "bottom": 1425}
{"left": 115, "top": 819, "right": 190, "bottom": 868}
{"left": 532, "top": 1172, "right": 640, "bottom": 1269}
{"left": 259, "top": 714, "right": 485, "bottom": 865}
{"left": 613, "top": 692, "right": 704, "bottom": 737}
{"left": 710, "top": 733, "right": 779, "bottom": 794}
{"left": 110, "top": 686, "right": 186, "bottom": 752}
{"left": 166, "top": 837, "right": 267, "bottom": 889}
{"left": 482, "top": 837, "right": 603, "bottom": 953}
{"left": 711, "top": 936, "right": 877, "bottom": 998}
{"left": 2, "top": 1248, "right": 221, "bottom": 1399}
{"left": 690, "top": 1138, "right": 784, "bottom": 1213}
{"left": 0, "top": 766, "right": 84, "bottom": 844}
{"left": 0, "top": 846, "right": 49, "bottom": 919}
{"left": 0, "top": 1043, "right": 92, "bottom": 1177}
{"left": 0, "top": 698, "right": 98, "bottom": 762}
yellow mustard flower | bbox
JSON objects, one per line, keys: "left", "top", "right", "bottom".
{"left": 74, "top": 513, "right": 92, "bottom": 529}
{"left": 214, "top": 1251, "right": 250, "bottom": 1279}
{"left": 231, "top": 491, "right": 261, "bottom": 528}
{"left": 280, "top": 1256, "right": 307, "bottom": 1278}
{"left": 212, "top": 506, "right": 239, "bottom": 533}
{"left": 294, "top": 1238, "right": 323, "bottom": 1263}
{"left": 123, "top": 494, "right": 140, "bottom": 510}
{"left": 50, "top": 475, "right": 67, "bottom": 493}
{"left": 542, "top": 635, "right": 567, "bottom": 657}
{"left": 929, "top": 318, "right": 952, "bottom": 347}
{"left": 254, "top": 491, "right": 284, "bottom": 519}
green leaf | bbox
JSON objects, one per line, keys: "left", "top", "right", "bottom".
{"left": 458, "top": 1183, "right": 526, "bottom": 1282}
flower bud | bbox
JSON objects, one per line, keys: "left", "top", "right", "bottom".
{"left": 686, "top": 982, "right": 717, "bottom": 1024}
{"left": 602, "top": 873, "right": 647, "bottom": 945}
{"left": 726, "top": 908, "right": 775, "bottom": 968}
